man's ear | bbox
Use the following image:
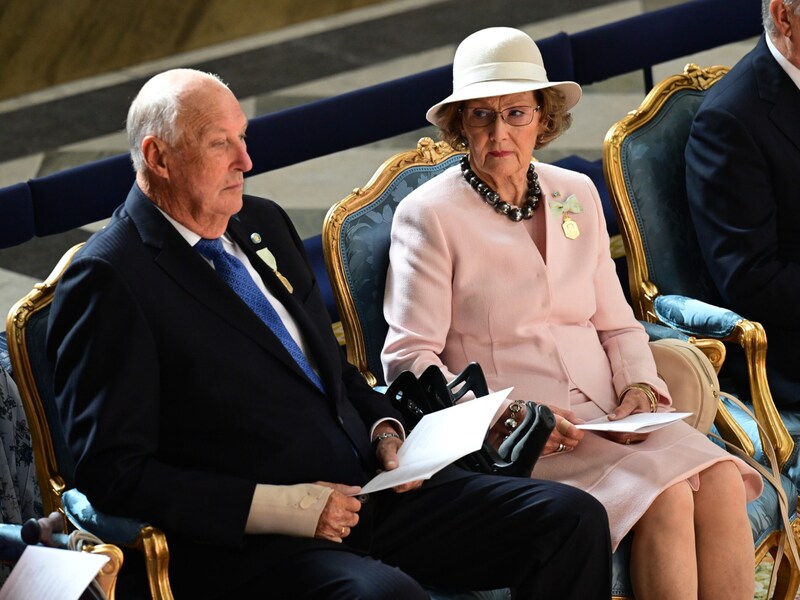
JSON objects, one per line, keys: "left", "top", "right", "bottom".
{"left": 771, "top": 0, "right": 792, "bottom": 38}
{"left": 142, "top": 135, "right": 170, "bottom": 179}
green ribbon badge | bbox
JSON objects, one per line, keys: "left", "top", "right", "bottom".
{"left": 548, "top": 193, "right": 583, "bottom": 218}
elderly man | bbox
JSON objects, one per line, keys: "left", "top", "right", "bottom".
{"left": 686, "top": 0, "right": 800, "bottom": 407}
{"left": 46, "top": 68, "right": 611, "bottom": 599}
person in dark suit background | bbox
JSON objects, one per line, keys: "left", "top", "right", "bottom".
{"left": 46, "top": 68, "right": 611, "bottom": 599}
{"left": 686, "top": 0, "right": 800, "bottom": 408}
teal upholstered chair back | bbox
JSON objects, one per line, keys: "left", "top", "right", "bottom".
{"left": 324, "top": 137, "right": 466, "bottom": 387}
{"left": 603, "top": 64, "right": 729, "bottom": 319}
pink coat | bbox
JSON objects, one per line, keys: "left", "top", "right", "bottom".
{"left": 382, "top": 163, "right": 762, "bottom": 549}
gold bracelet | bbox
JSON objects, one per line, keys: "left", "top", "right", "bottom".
{"left": 620, "top": 383, "right": 659, "bottom": 413}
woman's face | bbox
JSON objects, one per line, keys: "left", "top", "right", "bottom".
{"left": 461, "top": 91, "right": 541, "bottom": 184}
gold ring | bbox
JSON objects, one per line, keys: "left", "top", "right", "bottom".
{"left": 556, "top": 442, "right": 566, "bottom": 453}
{"left": 625, "top": 439, "right": 631, "bottom": 445}
{"left": 341, "top": 527, "right": 345, "bottom": 535}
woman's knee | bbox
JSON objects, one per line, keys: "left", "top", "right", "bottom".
{"left": 638, "top": 481, "right": 695, "bottom": 531}
{"left": 699, "top": 461, "right": 743, "bottom": 486}
{"left": 697, "top": 461, "right": 746, "bottom": 503}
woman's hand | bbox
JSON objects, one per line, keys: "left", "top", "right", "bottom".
{"left": 605, "top": 385, "right": 654, "bottom": 445}
{"left": 545, "top": 405, "right": 584, "bottom": 455}
{"left": 314, "top": 482, "right": 362, "bottom": 542}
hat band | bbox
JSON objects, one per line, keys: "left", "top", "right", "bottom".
{"left": 453, "top": 61, "right": 549, "bottom": 91}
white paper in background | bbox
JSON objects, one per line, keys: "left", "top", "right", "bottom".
{"left": 357, "top": 388, "right": 512, "bottom": 495}
{"left": 0, "top": 544, "right": 109, "bottom": 600}
{"left": 576, "top": 412, "right": 692, "bottom": 433}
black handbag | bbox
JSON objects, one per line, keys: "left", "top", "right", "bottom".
{"left": 385, "top": 363, "right": 555, "bottom": 477}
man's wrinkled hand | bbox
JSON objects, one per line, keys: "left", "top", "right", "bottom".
{"left": 373, "top": 430, "right": 424, "bottom": 493}
{"left": 314, "top": 482, "right": 361, "bottom": 542}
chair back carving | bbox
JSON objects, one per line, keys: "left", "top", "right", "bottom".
{"left": 323, "top": 137, "right": 466, "bottom": 386}
{"left": 603, "top": 63, "right": 729, "bottom": 320}
{"left": 6, "top": 243, "right": 83, "bottom": 516}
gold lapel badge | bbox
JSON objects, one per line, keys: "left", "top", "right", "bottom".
{"left": 256, "top": 247, "right": 293, "bottom": 293}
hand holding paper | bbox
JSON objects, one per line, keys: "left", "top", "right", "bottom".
{"left": 358, "top": 388, "right": 512, "bottom": 495}
{"left": 576, "top": 412, "right": 692, "bottom": 433}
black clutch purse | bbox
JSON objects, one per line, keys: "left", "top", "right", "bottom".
{"left": 385, "top": 363, "right": 555, "bottom": 477}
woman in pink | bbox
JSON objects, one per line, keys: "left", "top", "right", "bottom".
{"left": 381, "top": 27, "right": 762, "bottom": 600}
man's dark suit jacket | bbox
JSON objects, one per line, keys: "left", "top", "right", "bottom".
{"left": 686, "top": 34, "right": 800, "bottom": 406}
{"left": 47, "top": 185, "right": 403, "bottom": 548}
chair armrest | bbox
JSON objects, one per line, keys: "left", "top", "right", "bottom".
{"left": 63, "top": 488, "right": 173, "bottom": 600}
{"left": 62, "top": 488, "right": 147, "bottom": 545}
{"left": 653, "top": 295, "right": 794, "bottom": 468}
{"left": 653, "top": 294, "right": 741, "bottom": 337}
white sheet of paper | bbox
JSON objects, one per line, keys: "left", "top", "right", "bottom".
{"left": 0, "top": 544, "right": 109, "bottom": 600}
{"left": 357, "top": 388, "right": 512, "bottom": 495}
{"left": 575, "top": 412, "right": 692, "bottom": 433}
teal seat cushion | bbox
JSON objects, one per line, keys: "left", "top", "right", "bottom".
{"left": 721, "top": 397, "right": 800, "bottom": 491}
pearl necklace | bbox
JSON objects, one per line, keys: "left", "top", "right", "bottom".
{"left": 460, "top": 155, "right": 542, "bottom": 222}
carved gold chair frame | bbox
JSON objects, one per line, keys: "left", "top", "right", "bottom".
{"left": 6, "top": 243, "right": 173, "bottom": 600}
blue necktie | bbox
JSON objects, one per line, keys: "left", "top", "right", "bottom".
{"left": 195, "top": 238, "right": 324, "bottom": 392}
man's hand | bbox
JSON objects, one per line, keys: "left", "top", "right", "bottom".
{"left": 314, "top": 482, "right": 362, "bottom": 542}
{"left": 372, "top": 425, "right": 424, "bottom": 493}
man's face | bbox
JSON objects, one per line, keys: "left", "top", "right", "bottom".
{"left": 166, "top": 84, "right": 252, "bottom": 223}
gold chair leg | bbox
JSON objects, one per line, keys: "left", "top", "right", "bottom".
{"left": 138, "top": 526, "right": 174, "bottom": 600}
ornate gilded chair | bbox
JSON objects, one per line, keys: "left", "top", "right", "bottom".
{"left": 604, "top": 63, "right": 800, "bottom": 597}
{"left": 6, "top": 243, "right": 173, "bottom": 600}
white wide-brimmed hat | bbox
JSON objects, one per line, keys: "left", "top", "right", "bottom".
{"left": 426, "top": 27, "right": 582, "bottom": 129}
